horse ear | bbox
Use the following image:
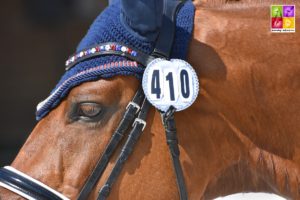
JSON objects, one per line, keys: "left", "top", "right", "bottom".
{"left": 120, "top": 0, "right": 163, "bottom": 41}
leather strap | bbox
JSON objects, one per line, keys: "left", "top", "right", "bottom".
{"left": 152, "top": 1, "right": 188, "bottom": 199}
{"left": 162, "top": 106, "right": 188, "bottom": 200}
{"left": 0, "top": 167, "right": 66, "bottom": 200}
{"left": 77, "top": 87, "right": 144, "bottom": 200}
{"left": 154, "top": 1, "right": 188, "bottom": 199}
{"left": 97, "top": 98, "right": 151, "bottom": 200}
{"left": 152, "top": 0, "right": 184, "bottom": 59}
{"left": 97, "top": 1, "right": 188, "bottom": 199}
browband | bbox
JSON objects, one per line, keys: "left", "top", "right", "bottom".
{"left": 65, "top": 42, "right": 155, "bottom": 70}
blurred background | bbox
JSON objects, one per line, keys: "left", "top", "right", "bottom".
{"left": 0, "top": 0, "right": 108, "bottom": 166}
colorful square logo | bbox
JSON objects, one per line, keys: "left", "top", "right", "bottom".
{"left": 271, "top": 5, "right": 295, "bottom": 33}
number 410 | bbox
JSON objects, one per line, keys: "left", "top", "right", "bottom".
{"left": 151, "top": 69, "right": 190, "bottom": 101}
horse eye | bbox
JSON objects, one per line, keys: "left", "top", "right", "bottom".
{"left": 78, "top": 103, "right": 102, "bottom": 118}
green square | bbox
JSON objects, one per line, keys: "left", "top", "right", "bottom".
{"left": 271, "top": 5, "right": 283, "bottom": 17}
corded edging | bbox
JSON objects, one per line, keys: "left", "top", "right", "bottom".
{"left": 36, "top": 63, "right": 144, "bottom": 120}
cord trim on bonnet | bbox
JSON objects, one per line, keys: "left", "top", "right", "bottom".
{"left": 36, "top": 61, "right": 142, "bottom": 120}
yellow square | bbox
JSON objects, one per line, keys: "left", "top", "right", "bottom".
{"left": 283, "top": 17, "right": 295, "bottom": 28}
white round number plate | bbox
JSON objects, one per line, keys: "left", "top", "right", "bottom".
{"left": 142, "top": 58, "right": 199, "bottom": 112}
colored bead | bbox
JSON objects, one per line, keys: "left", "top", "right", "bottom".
{"left": 116, "top": 45, "right": 122, "bottom": 51}
{"left": 127, "top": 48, "right": 132, "bottom": 54}
{"left": 131, "top": 51, "right": 137, "bottom": 56}
{"left": 121, "top": 46, "right": 128, "bottom": 52}
{"left": 96, "top": 46, "right": 100, "bottom": 52}
{"left": 105, "top": 45, "right": 111, "bottom": 51}
{"left": 111, "top": 44, "right": 116, "bottom": 50}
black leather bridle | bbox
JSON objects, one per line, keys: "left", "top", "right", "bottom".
{"left": 0, "top": 1, "right": 189, "bottom": 199}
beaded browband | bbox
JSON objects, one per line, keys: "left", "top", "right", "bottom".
{"left": 65, "top": 42, "right": 155, "bottom": 70}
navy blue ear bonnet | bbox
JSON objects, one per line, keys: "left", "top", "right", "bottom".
{"left": 36, "top": 1, "right": 195, "bottom": 120}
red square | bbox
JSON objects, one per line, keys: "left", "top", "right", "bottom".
{"left": 272, "top": 17, "right": 283, "bottom": 28}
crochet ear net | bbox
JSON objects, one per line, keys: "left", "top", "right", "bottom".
{"left": 36, "top": 1, "right": 194, "bottom": 120}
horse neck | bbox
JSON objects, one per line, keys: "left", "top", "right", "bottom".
{"left": 190, "top": 0, "right": 300, "bottom": 161}
{"left": 184, "top": 2, "right": 300, "bottom": 198}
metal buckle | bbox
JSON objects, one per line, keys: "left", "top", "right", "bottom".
{"left": 126, "top": 102, "right": 140, "bottom": 114}
{"left": 133, "top": 118, "right": 147, "bottom": 131}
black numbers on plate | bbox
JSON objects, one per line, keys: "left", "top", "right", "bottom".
{"left": 151, "top": 69, "right": 191, "bottom": 100}
{"left": 151, "top": 70, "right": 161, "bottom": 98}
{"left": 180, "top": 70, "right": 190, "bottom": 98}
{"left": 166, "top": 72, "right": 175, "bottom": 101}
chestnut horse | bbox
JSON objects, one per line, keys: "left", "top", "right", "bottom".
{"left": 1, "top": 0, "right": 300, "bottom": 199}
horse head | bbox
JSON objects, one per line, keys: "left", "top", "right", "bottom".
{"left": 0, "top": 1, "right": 198, "bottom": 199}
